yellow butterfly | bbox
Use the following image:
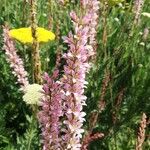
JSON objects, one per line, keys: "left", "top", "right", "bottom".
{"left": 9, "top": 27, "right": 55, "bottom": 44}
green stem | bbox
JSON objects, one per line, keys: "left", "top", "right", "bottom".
{"left": 31, "top": 0, "right": 42, "bottom": 84}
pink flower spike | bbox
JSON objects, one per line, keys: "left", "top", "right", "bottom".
{"left": 2, "top": 26, "right": 29, "bottom": 91}
{"left": 61, "top": 0, "right": 99, "bottom": 149}
{"left": 38, "top": 71, "right": 63, "bottom": 150}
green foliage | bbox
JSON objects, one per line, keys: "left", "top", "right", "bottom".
{"left": 16, "top": 115, "right": 41, "bottom": 150}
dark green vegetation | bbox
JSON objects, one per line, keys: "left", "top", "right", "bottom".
{"left": 0, "top": 0, "right": 150, "bottom": 149}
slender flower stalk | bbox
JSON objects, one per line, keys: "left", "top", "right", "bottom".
{"left": 81, "top": 72, "right": 108, "bottom": 149}
{"left": 81, "top": 0, "right": 99, "bottom": 48}
{"left": 136, "top": 113, "right": 147, "bottom": 150}
{"left": 143, "top": 28, "right": 149, "bottom": 41}
{"left": 81, "top": 0, "right": 100, "bottom": 56}
{"left": 101, "top": 1, "right": 109, "bottom": 60}
{"left": 62, "top": 31, "right": 89, "bottom": 149}
{"left": 112, "top": 88, "right": 125, "bottom": 124}
{"left": 38, "top": 71, "right": 63, "bottom": 150}
{"left": 81, "top": 72, "right": 109, "bottom": 147}
{"left": 2, "top": 26, "right": 29, "bottom": 91}
{"left": 133, "top": 0, "right": 144, "bottom": 25}
{"left": 30, "top": 0, "right": 42, "bottom": 84}
{"left": 61, "top": 1, "right": 100, "bottom": 149}
{"left": 81, "top": 132, "right": 104, "bottom": 150}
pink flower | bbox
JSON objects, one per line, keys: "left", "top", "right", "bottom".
{"left": 61, "top": 1, "right": 99, "bottom": 149}
{"left": 38, "top": 1, "right": 99, "bottom": 149}
{"left": 2, "top": 26, "right": 29, "bottom": 91}
{"left": 133, "top": 0, "right": 144, "bottom": 25}
{"left": 38, "top": 71, "right": 63, "bottom": 150}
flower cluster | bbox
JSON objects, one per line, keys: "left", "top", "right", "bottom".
{"left": 136, "top": 113, "right": 147, "bottom": 150}
{"left": 60, "top": 0, "right": 100, "bottom": 149}
{"left": 2, "top": 26, "right": 29, "bottom": 90}
{"left": 36, "top": 1, "right": 100, "bottom": 149}
{"left": 81, "top": 0, "right": 100, "bottom": 50}
{"left": 133, "top": 0, "right": 144, "bottom": 25}
{"left": 23, "top": 84, "right": 43, "bottom": 105}
{"left": 38, "top": 71, "right": 63, "bottom": 150}
{"left": 62, "top": 29, "right": 89, "bottom": 149}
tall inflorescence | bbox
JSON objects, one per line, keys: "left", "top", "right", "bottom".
{"left": 30, "top": 0, "right": 42, "bottom": 84}
{"left": 81, "top": 132, "right": 104, "bottom": 150}
{"left": 2, "top": 26, "right": 29, "bottom": 91}
{"left": 133, "top": 0, "right": 144, "bottom": 25}
{"left": 136, "top": 113, "right": 147, "bottom": 150}
{"left": 38, "top": 0, "right": 99, "bottom": 149}
{"left": 38, "top": 71, "right": 63, "bottom": 150}
{"left": 61, "top": 0, "right": 100, "bottom": 149}
{"left": 81, "top": 0, "right": 100, "bottom": 53}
